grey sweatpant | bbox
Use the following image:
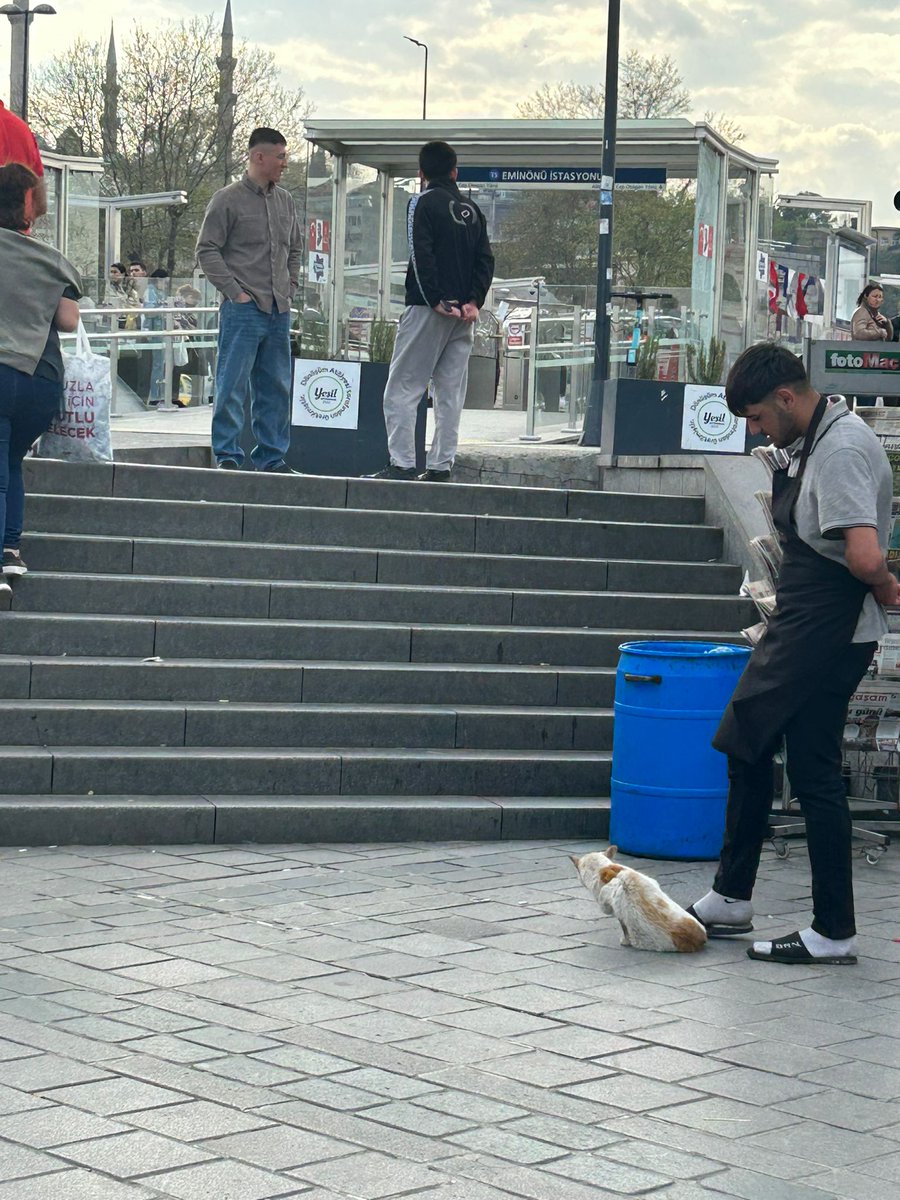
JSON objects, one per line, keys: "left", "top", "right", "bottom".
{"left": 383, "top": 306, "right": 474, "bottom": 471}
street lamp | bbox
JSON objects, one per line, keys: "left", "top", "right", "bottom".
{"left": 403, "top": 35, "right": 428, "bottom": 120}
{"left": 1, "top": 0, "right": 56, "bottom": 123}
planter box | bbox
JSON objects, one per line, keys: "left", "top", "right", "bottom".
{"left": 243, "top": 360, "right": 427, "bottom": 477}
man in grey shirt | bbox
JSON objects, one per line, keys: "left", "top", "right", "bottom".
{"left": 690, "top": 343, "right": 899, "bottom": 966}
{"left": 196, "top": 127, "right": 302, "bottom": 471}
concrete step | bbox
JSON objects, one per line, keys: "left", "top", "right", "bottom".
{"left": 20, "top": 532, "right": 742, "bottom": 595}
{"left": 0, "top": 746, "right": 611, "bottom": 797}
{"left": 0, "top": 613, "right": 742, "bottom": 667}
{"left": 0, "top": 794, "right": 610, "bottom": 846}
{"left": 0, "top": 656, "right": 616, "bottom": 707}
{"left": 0, "top": 700, "right": 613, "bottom": 750}
{"left": 25, "top": 494, "right": 724, "bottom": 561}
{"left": 9, "top": 572, "right": 753, "bottom": 631}
{"left": 24, "top": 458, "right": 706, "bottom": 524}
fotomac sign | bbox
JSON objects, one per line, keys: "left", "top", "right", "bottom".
{"left": 680, "top": 385, "right": 746, "bottom": 454}
{"left": 825, "top": 349, "right": 900, "bottom": 373}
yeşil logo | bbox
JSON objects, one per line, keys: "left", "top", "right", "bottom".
{"left": 688, "top": 389, "right": 738, "bottom": 444}
{"left": 298, "top": 366, "right": 353, "bottom": 422}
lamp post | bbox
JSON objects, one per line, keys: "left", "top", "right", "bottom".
{"left": 1, "top": 0, "right": 56, "bottom": 123}
{"left": 581, "top": 0, "right": 620, "bottom": 445}
{"left": 403, "top": 35, "right": 428, "bottom": 120}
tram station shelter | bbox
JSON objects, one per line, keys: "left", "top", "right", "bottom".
{"left": 302, "top": 118, "right": 779, "bottom": 362}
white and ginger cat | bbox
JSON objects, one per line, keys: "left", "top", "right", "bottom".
{"left": 571, "top": 846, "right": 707, "bottom": 953}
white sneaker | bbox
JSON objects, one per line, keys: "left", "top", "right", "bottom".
{"left": 0, "top": 579, "right": 12, "bottom": 607}
{"left": 2, "top": 550, "right": 26, "bottom": 576}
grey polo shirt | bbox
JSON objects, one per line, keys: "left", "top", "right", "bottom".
{"left": 789, "top": 397, "right": 893, "bottom": 643}
{"left": 195, "top": 174, "right": 302, "bottom": 314}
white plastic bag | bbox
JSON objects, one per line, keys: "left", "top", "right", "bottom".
{"left": 173, "top": 337, "right": 188, "bottom": 367}
{"left": 37, "top": 321, "right": 113, "bottom": 462}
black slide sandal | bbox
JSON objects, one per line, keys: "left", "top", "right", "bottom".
{"left": 686, "top": 904, "right": 753, "bottom": 938}
{"left": 747, "top": 931, "right": 857, "bottom": 966}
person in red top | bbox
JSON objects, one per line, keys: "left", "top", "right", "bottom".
{"left": 0, "top": 99, "right": 46, "bottom": 221}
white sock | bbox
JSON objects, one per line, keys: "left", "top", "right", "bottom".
{"left": 752, "top": 927, "right": 858, "bottom": 958}
{"left": 693, "top": 889, "right": 752, "bottom": 925}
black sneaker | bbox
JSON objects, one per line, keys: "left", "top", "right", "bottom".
{"left": 417, "top": 469, "right": 451, "bottom": 482}
{"left": 216, "top": 459, "right": 240, "bottom": 470}
{"left": 262, "top": 462, "right": 303, "bottom": 475}
{"left": 2, "top": 550, "right": 27, "bottom": 576}
{"left": 364, "top": 465, "right": 417, "bottom": 480}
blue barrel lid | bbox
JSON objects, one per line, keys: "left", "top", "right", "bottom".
{"left": 618, "top": 640, "right": 750, "bottom": 660}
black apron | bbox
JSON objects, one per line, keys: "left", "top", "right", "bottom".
{"left": 714, "top": 398, "right": 871, "bottom": 763}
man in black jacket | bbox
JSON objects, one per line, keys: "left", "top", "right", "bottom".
{"left": 369, "top": 141, "right": 494, "bottom": 481}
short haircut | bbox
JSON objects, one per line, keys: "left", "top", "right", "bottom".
{"left": 249, "top": 127, "right": 286, "bottom": 149}
{"left": 110, "top": 261, "right": 127, "bottom": 274}
{"left": 149, "top": 268, "right": 169, "bottom": 278}
{"left": 0, "top": 162, "right": 39, "bottom": 232}
{"left": 419, "top": 141, "right": 457, "bottom": 181}
{"left": 725, "top": 342, "right": 808, "bottom": 416}
{"left": 129, "top": 259, "right": 146, "bottom": 270}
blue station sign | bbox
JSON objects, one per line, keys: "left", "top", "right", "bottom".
{"left": 455, "top": 166, "right": 666, "bottom": 186}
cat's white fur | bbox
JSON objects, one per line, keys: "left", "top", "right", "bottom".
{"left": 570, "top": 845, "right": 707, "bottom": 953}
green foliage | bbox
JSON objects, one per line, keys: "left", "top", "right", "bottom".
{"left": 293, "top": 313, "right": 329, "bottom": 360}
{"left": 687, "top": 337, "right": 727, "bottom": 385}
{"left": 30, "top": 18, "right": 313, "bottom": 276}
{"left": 635, "top": 335, "right": 661, "bottom": 380}
{"left": 369, "top": 319, "right": 397, "bottom": 364}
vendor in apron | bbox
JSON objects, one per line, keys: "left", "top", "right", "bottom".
{"left": 688, "top": 343, "right": 898, "bottom": 965}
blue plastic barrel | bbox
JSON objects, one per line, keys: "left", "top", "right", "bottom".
{"left": 610, "top": 641, "right": 751, "bottom": 860}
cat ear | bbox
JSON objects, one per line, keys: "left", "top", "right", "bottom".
{"left": 600, "top": 863, "right": 625, "bottom": 884}
{"left": 568, "top": 854, "right": 582, "bottom": 870}
{"left": 606, "top": 845, "right": 618, "bottom": 859}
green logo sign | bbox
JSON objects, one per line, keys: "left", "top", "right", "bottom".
{"left": 825, "top": 349, "right": 900, "bottom": 373}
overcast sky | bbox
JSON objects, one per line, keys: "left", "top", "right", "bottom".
{"left": 3, "top": 0, "right": 898, "bottom": 224}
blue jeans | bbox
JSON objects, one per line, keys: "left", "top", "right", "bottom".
{"left": 212, "top": 300, "right": 291, "bottom": 468}
{"left": 0, "top": 364, "right": 62, "bottom": 550}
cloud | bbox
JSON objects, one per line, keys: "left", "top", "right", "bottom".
{"left": 3, "top": 0, "right": 897, "bottom": 223}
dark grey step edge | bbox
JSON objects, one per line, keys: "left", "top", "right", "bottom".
{"left": 0, "top": 794, "right": 610, "bottom": 846}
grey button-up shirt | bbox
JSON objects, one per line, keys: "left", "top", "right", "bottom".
{"left": 196, "top": 174, "right": 302, "bottom": 314}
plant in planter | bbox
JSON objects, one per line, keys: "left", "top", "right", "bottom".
{"left": 687, "top": 336, "right": 727, "bottom": 385}
{"left": 369, "top": 318, "right": 397, "bottom": 364}
{"left": 635, "top": 335, "right": 661, "bottom": 380}
{"left": 292, "top": 312, "right": 330, "bottom": 360}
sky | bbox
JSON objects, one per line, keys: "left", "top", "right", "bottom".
{"left": 3, "top": 0, "right": 899, "bottom": 225}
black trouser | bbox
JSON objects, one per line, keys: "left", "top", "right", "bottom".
{"left": 713, "top": 640, "right": 876, "bottom": 940}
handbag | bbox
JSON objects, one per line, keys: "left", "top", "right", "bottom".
{"left": 37, "top": 320, "right": 113, "bottom": 463}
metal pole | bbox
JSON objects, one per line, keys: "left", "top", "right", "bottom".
{"left": 422, "top": 44, "right": 428, "bottom": 120}
{"left": 20, "top": 8, "right": 30, "bottom": 122}
{"left": 520, "top": 282, "right": 542, "bottom": 442}
{"left": 581, "top": 0, "right": 620, "bottom": 445}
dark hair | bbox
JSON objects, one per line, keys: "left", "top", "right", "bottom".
{"left": 149, "top": 268, "right": 169, "bottom": 279}
{"left": 725, "top": 342, "right": 808, "bottom": 416}
{"left": 110, "top": 261, "right": 127, "bottom": 274}
{"left": 0, "top": 162, "right": 39, "bottom": 231}
{"left": 857, "top": 282, "right": 884, "bottom": 305}
{"left": 129, "top": 259, "right": 146, "bottom": 270}
{"left": 419, "top": 140, "right": 457, "bottom": 181}
{"left": 249, "top": 127, "right": 286, "bottom": 149}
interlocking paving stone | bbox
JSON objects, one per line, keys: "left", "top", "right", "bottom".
{"left": 291, "top": 1150, "right": 444, "bottom": 1197}
{"left": 53, "top": 1129, "right": 212, "bottom": 1175}
{"left": 0, "top": 1137, "right": 70, "bottom": 1181}
{"left": 0, "top": 839, "right": 896, "bottom": 1200}
{"left": 143, "top": 1158, "right": 308, "bottom": 1198}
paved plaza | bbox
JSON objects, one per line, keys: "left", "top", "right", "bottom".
{"left": 0, "top": 837, "right": 897, "bottom": 1199}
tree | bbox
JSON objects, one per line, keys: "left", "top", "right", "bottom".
{"left": 30, "top": 17, "right": 313, "bottom": 276}
{"left": 516, "top": 51, "right": 690, "bottom": 120}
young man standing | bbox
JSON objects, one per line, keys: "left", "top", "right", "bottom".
{"left": 689, "top": 343, "right": 899, "bottom": 965}
{"left": 370, "top": 140, "right": 494, "bottom": 482}
{"left": 196, "top": 127, "right": 302, "bottom": 472}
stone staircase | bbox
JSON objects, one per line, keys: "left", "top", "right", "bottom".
{"left": 0, "top": 459, "right": 752, "bottom": 845}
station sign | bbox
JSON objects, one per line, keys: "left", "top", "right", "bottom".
{"left": 455, "top": 166, "right": 666, "bottom": 189}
